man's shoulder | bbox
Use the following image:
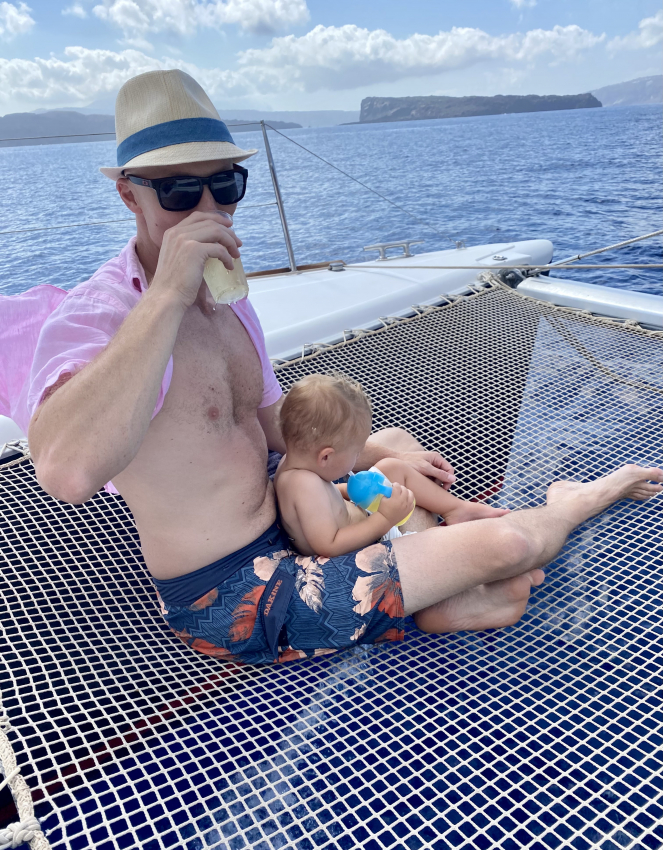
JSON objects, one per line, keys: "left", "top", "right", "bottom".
{"left": 61, "top": 239, "right": 141, "bottom": 314}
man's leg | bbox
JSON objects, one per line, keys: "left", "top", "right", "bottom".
{"left": 391, "top": 465, "right": 663, "bottom": 632}
{"left": 371, "top": 427, "right": 437, "bottom": 532}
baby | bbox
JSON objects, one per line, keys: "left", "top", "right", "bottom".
{"left": 274, "top": 373, "right": 509, "bottom": 557}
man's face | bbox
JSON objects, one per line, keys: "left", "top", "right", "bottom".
{"left": 116, "top": 158, "right": 238, "bottom": 248}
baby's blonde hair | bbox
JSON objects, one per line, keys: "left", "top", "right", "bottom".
{"left": 280, "top": 373, "right": 372, "bottom": 452}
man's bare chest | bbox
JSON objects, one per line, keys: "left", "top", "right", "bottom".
{"left": 164, "top": 304, "right": 264, "bottom": 429}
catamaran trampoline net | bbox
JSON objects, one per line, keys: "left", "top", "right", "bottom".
{"left": 0, "top": 282, "right": 661, "bottom": 850}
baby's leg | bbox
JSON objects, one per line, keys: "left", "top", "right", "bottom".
{"left": 374, "top": 458, "right": 509, "bottom": 524}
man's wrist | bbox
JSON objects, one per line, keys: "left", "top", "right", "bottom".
{"left": 142, "top": 283, "right": 188, "bottom": 318}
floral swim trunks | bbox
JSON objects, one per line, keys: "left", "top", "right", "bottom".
{"left": 154, "top": 521, "right": 405, "bottom": 665}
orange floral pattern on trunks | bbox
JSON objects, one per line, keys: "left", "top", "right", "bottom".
{"left": 278, "top": 647, "right": 308, "bottom": 663}
{"left": 352, "top": 543, "right": 404, "bottom": 620}
{"left": 229, "top": 585, "right": 265, "bottom": 642}
{"left": 375, "top": 628, "right": 405, "bottom": 643}
{"left": 190, "top": 638, "right": 241, "bottom": 662}
{"left": 189, "top": 588, "right": 219, "bottom": 611}
{"left": 159, "top": 529, "right": 405, "bottom": 665}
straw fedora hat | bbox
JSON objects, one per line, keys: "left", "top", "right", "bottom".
{"left": 100, "top": 69, "right": 257, "bottom": 180}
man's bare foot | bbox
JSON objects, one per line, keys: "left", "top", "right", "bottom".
{"left": 413, "top": 569, "right": 545, "bottom": 633}
{"left": 443, "top": 501, "right": 510, "bottom": 525}
{"left": 546, "top": 464, "right": 663, "bottom": 521}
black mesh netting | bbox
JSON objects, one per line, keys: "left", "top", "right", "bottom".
{"left": 1, "top": 285, "right": 661, "bottom": 850}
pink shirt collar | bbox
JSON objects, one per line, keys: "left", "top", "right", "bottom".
{"left": 124, "top": 236, "right": 149, "bottom": 294}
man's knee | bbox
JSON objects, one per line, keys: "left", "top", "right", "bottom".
{"left": 490, "top": 524, "right": 533, "bottom": 573}
{"left": 374, "top": 456, "right": 406, "bottom": 481}
{"left": 372, "top": 427, "right": 422, "bottom": 452}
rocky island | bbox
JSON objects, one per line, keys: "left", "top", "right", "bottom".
{"left": 359, "top": 93, "right": 602, "bottom": 124}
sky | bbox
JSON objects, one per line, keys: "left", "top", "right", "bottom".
{"left": 0, "top": 0, "right": 661, "bottom": 114}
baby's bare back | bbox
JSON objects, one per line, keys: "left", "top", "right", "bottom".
{"left": 275, "top": 467, "right": 366, "bottom": 556}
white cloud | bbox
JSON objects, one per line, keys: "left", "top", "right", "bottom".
{"left": 237, "top": 23, "right": 604, "bottom": 93}
{"left": 608, "top": 10, "right": 663, "bottom": 51}
{"left": 62, "top": 3, "right": 88, "bottom": 16}
{"left": 510, "top": 0, "right": 536, "bottom": 8}
{"left": 0, "top": 45, "right": 248, "bottom": 109}
{"left": 92, "top": 0, "right": 309, "bottom": 37}
{"left": 0, "top": 1, "right": 34, "bottom": 39}
{"left": 0, "top": 21, "right": 608, "bottom": 112}
{"left": 122, "top": 34, "right": 155, "bottom": 50}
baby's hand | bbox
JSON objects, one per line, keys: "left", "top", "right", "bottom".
{"left": 377, "top": 483, "right": 415, "bottom": 525}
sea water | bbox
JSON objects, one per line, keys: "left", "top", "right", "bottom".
{"left": 0, "top": 104, "right": 660, "bottom": 297}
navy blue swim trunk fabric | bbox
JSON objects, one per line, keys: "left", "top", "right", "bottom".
{"left": 155, "top": 453, "right": 405, "bottom": 665}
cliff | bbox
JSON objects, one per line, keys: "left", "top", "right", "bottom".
{"left": 359, "top": 93, "right": 602, "bottom": 124}
{"left": 591, "top": 75, "right": 662, "bottom": 107}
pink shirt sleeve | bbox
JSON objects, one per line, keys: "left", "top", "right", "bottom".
{"left": 28, "top": 287, "right": 173, "bottom": 422}
{"left": 231, "top": 297, "right": 283, "bottom": 408}
{"left": 28, "top": 289, "right": 125, "bottom": 419}
{"left": 28, "top": 286, "right": 173, "bottom": 497}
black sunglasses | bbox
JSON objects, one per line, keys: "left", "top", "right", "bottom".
{"left": 126, "top": 164, "right": 248, "bottom": 212}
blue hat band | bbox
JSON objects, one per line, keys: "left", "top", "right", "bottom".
{"left": 117, "top": 117, "right": 236, "bottom": 167}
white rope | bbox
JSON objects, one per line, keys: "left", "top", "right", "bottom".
{"left": 0, "top": 697, "right": 50, "bottom": 850}
{"left": 0, "top": 441, "right": 29, "bottom": 463}
{"left": 0, "top": 768, "right": 19, "bottom": 794}
{"left": 0, "top": 817, "right": 42, "bottom": 849}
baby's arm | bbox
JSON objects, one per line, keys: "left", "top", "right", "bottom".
{"left": 287, "top": 474, "right": 412, "bottom": 558}
{"left": 335, "top": 483, "right": 349, "bottom": 499}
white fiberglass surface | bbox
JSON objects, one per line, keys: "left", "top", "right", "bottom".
{"left": 250, "top": 240, "right": 553, "bottom": 360}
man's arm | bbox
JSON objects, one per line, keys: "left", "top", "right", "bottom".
{"left": 257, "top": 397, "right": 286, "bottom": 454}
{"left": 30, "top": 289, "right": 185, "bottom": 503}
{"left": 29, "top": 212, "right": 242, "bottom": 504}
{"left": 354, "top": 439, "right": 456, "bottom": 490}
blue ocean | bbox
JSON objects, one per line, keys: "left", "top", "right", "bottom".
{"left": 0, "top": 104, "right": 661, "bottom": 297}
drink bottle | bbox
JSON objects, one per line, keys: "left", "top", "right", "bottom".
{"left": 203, "top": 214, "right": 249, "bottom": 304}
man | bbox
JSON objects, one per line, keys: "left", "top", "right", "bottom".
{"left": 28, "top": 70, "right": 663, "bottom": 664}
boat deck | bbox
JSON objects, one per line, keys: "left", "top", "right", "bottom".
{"left": 0, "top": 283, "right": 661, "bottom": 850}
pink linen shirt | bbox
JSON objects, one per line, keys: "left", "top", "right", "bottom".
{"left": 0, "top": 284, "right": 67, "bottom": 435}
{"left": 11, "top": 236, "right": 281, "bottom": 491}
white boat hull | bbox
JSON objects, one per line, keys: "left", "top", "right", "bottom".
{"left": 250, "top": 240, "right": 554, "bottom": 360}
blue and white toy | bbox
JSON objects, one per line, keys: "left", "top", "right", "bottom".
{"left": 347, "top": 469, "right": 414, "bottom": 526}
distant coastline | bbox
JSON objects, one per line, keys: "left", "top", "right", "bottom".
{"left": 0, "top": 75, "right": 660, "bottom": 147}
{"left": 358, "top": 93, "right": 602, "bottom": 124}
{"left": 0, "top": 113, "right": 301, "bottom": 148}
